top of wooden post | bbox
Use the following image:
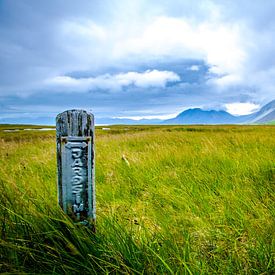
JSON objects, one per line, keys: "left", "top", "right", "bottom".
{"left": 56, "top": 109, "right": 94, "bottom": 138}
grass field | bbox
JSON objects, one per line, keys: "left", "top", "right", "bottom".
{"left": 0, "top": 124, "right": 274, "bottom": 274}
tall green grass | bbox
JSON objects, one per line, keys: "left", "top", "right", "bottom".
{"left": 0, "top": 125, "right": 274, "bottom": 274}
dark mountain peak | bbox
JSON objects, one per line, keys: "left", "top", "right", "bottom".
{"left": 164, "top": 107, "right": 237, "bottom": 125}
{"left": 176, "top": 108, "right": 234, "bottom": 117}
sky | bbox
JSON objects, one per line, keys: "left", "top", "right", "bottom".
{"left": 0, "top": 0, "right": 275, "bottom": 123}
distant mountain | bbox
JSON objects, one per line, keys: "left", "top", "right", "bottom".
{"left": 247, "top": 100, "right": 275, "bottom": 123}
{"left": 163, "top": 100, "right": 275, "bottom": 125}
{"left": 1, "top": 100, "right": 274, "bottom": 126}
{"left": 163, "top": 108, "right": 239, "bottom": 125}
{"left": 96, "top": 100, "right": 275, "bottom": 125}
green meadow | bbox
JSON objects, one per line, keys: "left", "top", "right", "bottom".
{"left": 0, "top": 124, "right": 274, "bottom": 274}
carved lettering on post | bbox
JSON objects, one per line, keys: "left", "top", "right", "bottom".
{"left": 56, "top": 110, "right": 95, "bottom": 226}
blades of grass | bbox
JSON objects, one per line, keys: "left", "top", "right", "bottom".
{"left": 147, "top": 246, "right": 174, "bottom": 274}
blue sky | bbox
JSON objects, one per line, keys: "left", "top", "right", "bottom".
{"left": 0, "top": 0, "right": 275, "bottom": 123}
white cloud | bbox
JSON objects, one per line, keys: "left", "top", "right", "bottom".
{"left": 114, "top": 16, "right": 245, "bottom": 76}
{"left": 34, "top": 3, "right": 275, "bottom": 104}
{"left": 45, "top": 70, "right": 180, "bottom": 92}
{"left": 189, "top": 65, "right": 200, "bottom": 71}
{"left": 60, "top": 20, "right": 107, "bottom": 41}
{"left": 209, "top": 74, "right": 242, "bottom": 88}
{"left": 225, "top": 102, "right": 260, "bottom": 116}
{"left": 114, "top": 70, "right": 180, "bottom": 88}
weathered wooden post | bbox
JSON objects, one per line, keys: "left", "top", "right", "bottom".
{"left": 56, "top": 110, "right": 95, "bottom": 227}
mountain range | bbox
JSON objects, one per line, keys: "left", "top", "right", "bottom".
{"left": 96, "top": 99, "right": 275, "bottom": 125}
{"left": 0, "top": 100, "right": 274, "bottom": 125}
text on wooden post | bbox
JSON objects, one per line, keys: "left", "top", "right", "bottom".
{"left": 56, "top": 110, "right": 95, "bottom": 224}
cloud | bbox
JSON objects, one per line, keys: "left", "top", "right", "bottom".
{"left": 45, "top": 70, "right": 180, "bottom": 92}
{"left": 60, "top": 20, "right": 107, "bottom": 41}
{"left": 188, "top": 65, "right": 200, "bottom": 71}
{"left": 0, "top": 0, "right": 275, "bottom": 122}
{"left": 114, "top": 16, "right": 245, "bottom": 76}
{"left": 114, "top": 70, "right": 180, "bottom": 88}
{"left": 225, "top": 102, "right": 260, "bottom": 116}
{"left": 208, "top": 74, "right": 242, "bottom": 88}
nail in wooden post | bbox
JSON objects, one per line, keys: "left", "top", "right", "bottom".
{"left": 56, "top": 110, "right": 95, "bottom": 226}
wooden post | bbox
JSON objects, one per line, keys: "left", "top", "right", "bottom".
{"left": 56, "top": 110, "right": 95, "bottom": 227}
